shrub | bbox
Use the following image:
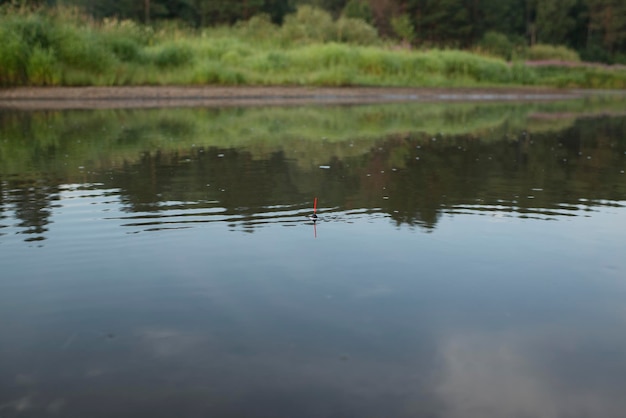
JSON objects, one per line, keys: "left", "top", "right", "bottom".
{"left": 281, "top": 5, "right": 335, "bottom": 43}
{"left": 236, "top": 13, "right": 278, "bottom": 41}
{"left": 342, "top": 0, "right": 373, "bottom": 23}
{"left": 525, "top": 44, "right": 580, "bottom": 62}
{"left": 580, "top": 43, "right": 611, "bottom": 63}
{"left": 390, "top": 14, "right": 415, "bottom": 44}
{"left": 53, "top": 26, "right": 115, "bottom": 72}
{"left": 613, "top": 53, "right": 626, "bottom": 65}
{"left": 101, "top": 17, "right": 153, "bottom": 45}
{"left": 28, "top": 46, "right": 58, "bottom": 85}
{"left": 250, "top": 51, "right": 290, "bottom": 73}
{"left": 151, "top": 43, "right": 194, "bottom": 68}
{"left": 336, "top": 17, "right": 379, "bottom": 45}
{"left": 0, "top": 27, "right": 29, "bottom": 85}
{"left": 10, "top": 13, "right": 55, "bottom": 49}
{"left": 105, "top": 36, "right": 143, "bottom": 62}
{"left": 479, "top": 31, "right": 513, "bottom": 60}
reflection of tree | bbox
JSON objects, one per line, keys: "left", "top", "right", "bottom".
{"left": 1, "top": 108, "right": 625, "bottom": 237}
{"left": 355, "top": 117, "right": 626, "bottom": 229}
{"left": 104, "top": 115, "right": 626, "bottom": 232}
{"left": 4, "top": 178, "right": 58, "bottom": 242}
{"left": 109, "top": 148, "right": 303, "bottom": 223}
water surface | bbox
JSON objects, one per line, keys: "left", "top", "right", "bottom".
{"left": 1, "top": 99, "right": 626, "bottom": 417}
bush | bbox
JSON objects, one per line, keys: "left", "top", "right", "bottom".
{"left": 580, "top": 43, "right": 611, "bottom": 63}
{"left": 52, "top": 24, "right": 115, "bottom": 72}
{"left": 390, "top": 14, "right": 415, "bottom": 44}
{"left": 101, "top": 17, "right": 153, "bottom": 45}
{"left": 250, "top": 51, "right": 290, "bottom": 72}
{"left": 525, "top": 44, "right": 580, "bottom": 62}
{"left": 9, "top": 13, "right": 55, "bottom": 49}
{"left": 336, "top": 17, "right": 379, "bottom": 45}
{"left": 151, "top": 43, "right": 194, "bottom": 68}
{"left": 28, "top": 46, "right": 58, "bottom": 85}
{"left": 342, "top": 0, "right": 373, "bottom": 23}
{"left": 407, "top": 53, "right": 443, "bottom": 74}
{"left": 613, "top": 53, "right": 626, "bottom": 65}
{"left": 105, "top": 36, "right": 143, "bottom": 62}
{"left": 479, "top": 31, "right": 513, "bottom": 59}
{"left": 281, "top": 5, "right": 335, "bottom": 43}
{"left": 0, "top": 27, "right": 29, "bottom": 85}
{"left": 236, "top": 13, "right": 278, "bottom": 41}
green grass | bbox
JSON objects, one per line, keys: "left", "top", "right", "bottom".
{"left": 1, "top": 5, "right": 625, "bottom": 89}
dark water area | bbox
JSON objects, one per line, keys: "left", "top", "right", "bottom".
{"left": 1, "top": 100, "right": 626, "bottom": 417}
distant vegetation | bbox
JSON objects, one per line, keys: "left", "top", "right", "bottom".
{"left": 1, "top": 2, "right": 626, "bottom": 88}
{"left": 8, "top": 0, "right": 623, "bottom": 64}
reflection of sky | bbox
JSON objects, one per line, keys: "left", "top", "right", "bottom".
{"left": 1, "top": 185, "right": 626, "bottom": 417}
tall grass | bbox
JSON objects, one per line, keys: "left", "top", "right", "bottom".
{"left": 1, "top": 5, "right": 625, "bottom": 89}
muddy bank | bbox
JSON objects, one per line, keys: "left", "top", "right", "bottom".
{"left": 0, "top": 86, "right": 619, "bottom": 110}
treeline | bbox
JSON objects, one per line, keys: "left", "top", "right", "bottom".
{"left": 3, "top": 0, "right": 625, "bottom": 63}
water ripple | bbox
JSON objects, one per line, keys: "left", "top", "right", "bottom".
{"left": 443, "top": 199, "right": 625, "bottom": 221}
{"left": 109, "top": 203, "right": 386, "bottom": 233}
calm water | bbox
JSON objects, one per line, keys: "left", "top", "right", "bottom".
{"left": 1, "top": 100, "right": 626, "bottom": 417}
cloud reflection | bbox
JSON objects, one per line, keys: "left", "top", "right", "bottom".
{"left": 435, "top": 331, "right": 626, "bottom": 418}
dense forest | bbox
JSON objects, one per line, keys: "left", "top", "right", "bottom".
{"left": 3, "top": 0, "right": 624, "bottom": 63}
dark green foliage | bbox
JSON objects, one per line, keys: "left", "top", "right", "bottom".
{"left": 390, "top": 14, "right": 414, "bottom": 44}
{"left": 336, "top": 16, "right": 379, "bottom": 45}
{"left": 105, "top": 36, "right": 142, "bottom": 62}
{"left": 479, "top": 31, "right": 515, "bottom": 60}
{"left": 411, "top": 0, "right": 474, "bottom": 46}
{"left": 5, "top": 0, "right": 626, "bottom": 64}
{"left": 342, "top": 0, "right": 372, "bottom": 22}
{"left": 151, "top": 43, "right": 193, "bottom": 68}
{"left": 53, "top": 28, "right": 114, "bottom": 71}
{"left": 281, "top": 5, "right": 334, "bottom": 43}
{"left": 0, "top": 27, "right": 29, "bottom": 85}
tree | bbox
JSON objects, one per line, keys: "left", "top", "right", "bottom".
{"left": 478, "top": 0, "right": 526, "bottom": 40}
{"left": 342, "top": 0, "right": 372, "bottom": 22}
{"left": 534, "top": 0, "right": 576, "bottom": 44}
{"left": 411, "top": 0, "right": 473, "bottom": 46}
{"left": 586, "top": 0, "right": 626, "bottom": 54}
{"left": 390, "top": 13, "right": 414, "bottom": 44}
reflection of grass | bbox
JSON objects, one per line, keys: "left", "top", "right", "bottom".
{"left": 1, "top": 96, "right": 626, "bottom": 177}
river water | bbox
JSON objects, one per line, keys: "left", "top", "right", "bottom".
{"left": 1, "top": 98, "right": 626, "bottom": 417}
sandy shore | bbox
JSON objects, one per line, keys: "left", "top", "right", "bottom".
{"left": 0, "top": 86, "right": 614, "bottom": 110}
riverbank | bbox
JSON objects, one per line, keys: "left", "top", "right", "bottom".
{"left": 1, "top": 86, "right": 620, "bottom": 110}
